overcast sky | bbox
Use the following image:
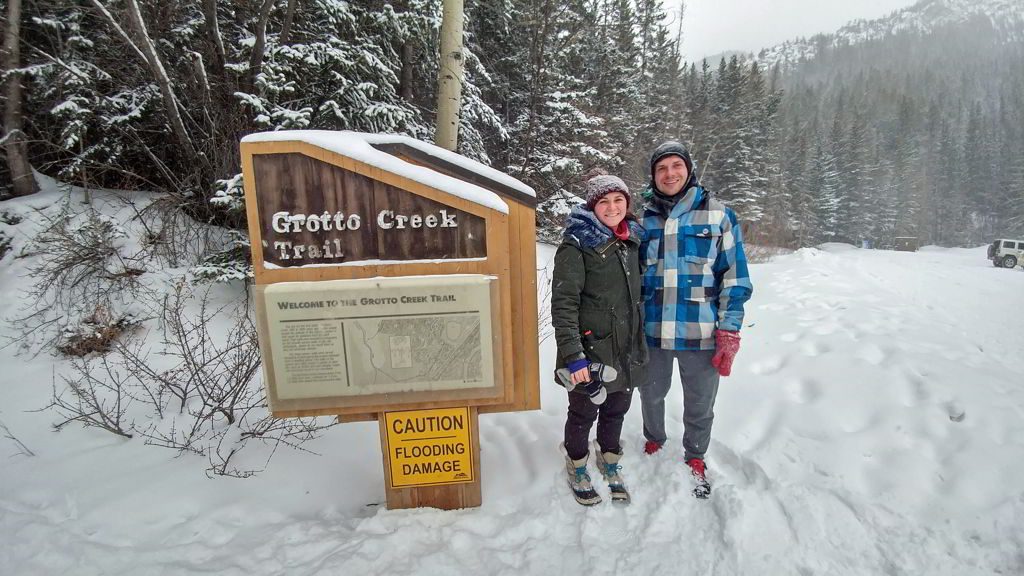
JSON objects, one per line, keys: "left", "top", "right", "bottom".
{"left": 675, "top": 0, "right": 922, "bottom": 61}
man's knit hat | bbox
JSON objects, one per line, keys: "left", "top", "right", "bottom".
{"left": 649, "top": 140, "right": 697, "bottom": 192}
{"left": 583, "top": 169, "right": 630, "bottom": 211}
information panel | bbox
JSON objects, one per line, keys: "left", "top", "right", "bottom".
{"left": 384, "top": 407, "right": 475, "bottom": 488}
{"left": 256, "top": 275, "right": 499, "bottom": 409}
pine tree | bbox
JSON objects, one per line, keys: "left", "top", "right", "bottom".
{"left": 707, "top": 56, "right": 749, "bottom": 205}
{"left": 683, "top": 60, "right": 715, "bottom": 172}
{"left": 779, "top": 115, "right": 813, "bottom": 246}
{"left": 827, "top": 96, "right": 851, "bottom": 243}
{"left": 806, "top": 131, "right": 841, "bottom": 243}
{"left": 891, "top": 96, "right": 923, "bottom": 239}
{"left": 629, "top": 0, "right": 683, "bottom": 190}
{"left": 962, "top": 103, "right": 996, "bottom": 242}
{"left": 465, "top": 0, "right": 529, "bottom": 169}
{"left": 589, "top": 0, "right": 643, "bottom": 170}
{"left": 501, "top": 0, "right": 615, "bottom": 238}
{"left": 840, "top": 106, "right": 871, "bottom": 244}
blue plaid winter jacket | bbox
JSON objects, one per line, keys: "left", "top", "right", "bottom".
{"left": 640, "top": 185, "right": 753, "bottom": 350}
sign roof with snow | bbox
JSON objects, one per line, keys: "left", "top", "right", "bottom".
{"left": 241, "top": 130, "right": 536, "bottom": 214}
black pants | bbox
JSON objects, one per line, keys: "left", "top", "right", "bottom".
{"left": 564, "top": 389, "right": 633, "bottom": 461}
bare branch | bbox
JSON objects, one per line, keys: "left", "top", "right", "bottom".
{"left": 49, "top": 359, "right": 135, "bottom": 439}
{"left": 25, "top": 45, "right": 92, "bottom": 83}
{"left": 0, "top": 418, "right": 35, "bottom": 457}
{"left": 84, "top": 0, "right": 148, "bottom": 64}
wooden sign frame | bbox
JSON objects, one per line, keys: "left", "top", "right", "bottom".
{"left": 240, "top": 137, "right": 540, "bottom": 418}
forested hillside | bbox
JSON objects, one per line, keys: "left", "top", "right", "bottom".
{"left": 764, "top": 0, "right": 1024, "bottom": 247}
{"left": 2, "top": 0, "right": 1022, "bottom": 250}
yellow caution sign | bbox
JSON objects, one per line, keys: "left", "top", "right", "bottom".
{"left": 384, "top": 407, "right": 474, "bottom": 488}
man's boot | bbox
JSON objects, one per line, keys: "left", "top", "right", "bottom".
{"left": 687, "top": 458, "right": 711, "bottom": 499}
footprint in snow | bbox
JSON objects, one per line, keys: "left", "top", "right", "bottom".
{"left": 856, "top": 344, "right": 888, "bottom": 365}
{"left": 898, "top": 370, "right": 931, "bottom": 407}
{"left": 853, "top": 321, "right": 888, "bottom": 336}
{"left": 784, "top": 378, "right": 822, "bottom": 404}
{"left": 750, "top": 355, "right": 785, "bottom": 375}
{"left": 945, "top": 401, "right": 966, "bottom": 423}
{"left": 799, "top": 340, "right": 829, "bottom": 357}
{"left": 810, "top": 322, "right": 841, "bottom": 336}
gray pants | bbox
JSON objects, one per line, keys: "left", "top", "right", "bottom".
{"left": 639, "top": 347, "right": 720, "bottom": 461}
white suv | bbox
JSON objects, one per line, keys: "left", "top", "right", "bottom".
{"left": 988, "top": 239, "right": 1024, "bottom": 269}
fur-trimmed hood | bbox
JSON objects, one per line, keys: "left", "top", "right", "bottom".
{"left": 563, "top": 205, "right": 645, "bottom": 250}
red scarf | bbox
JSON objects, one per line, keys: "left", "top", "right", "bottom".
{"left": 613, "top": 220, "right": 630, "bottom": 241}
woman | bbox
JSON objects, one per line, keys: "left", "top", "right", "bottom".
{"left": 551, "top": 170, "right": 647, "bottom": 505}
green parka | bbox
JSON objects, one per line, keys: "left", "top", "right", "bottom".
{"left": 551, "top": 207, "right": 648, "bottom": 393}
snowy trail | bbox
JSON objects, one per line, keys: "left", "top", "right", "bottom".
{"left": 3, "top": 238, "right": 1024, "bottom": 575}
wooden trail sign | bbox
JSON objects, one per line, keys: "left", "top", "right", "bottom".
{"left": 241, "top": 131, "right": 539, "bottom": 510}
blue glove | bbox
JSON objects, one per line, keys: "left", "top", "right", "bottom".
{"left": 567, "top": 358, "right": 589, "bottom": 373}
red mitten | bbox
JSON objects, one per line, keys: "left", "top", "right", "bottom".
{"left": 710, "top": 330, "right": 741, "bottom": 377}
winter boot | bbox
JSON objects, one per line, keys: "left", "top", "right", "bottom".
{"left": 643, "top": 440, "right": 663, "bottom": 455}
{"left": 593, "top": 440, "right": 630, "bottom": 503}
{"left": 561, "top": 443, "right": 601, "bottom": 506}
{"left": 687, "top": 458, "right": 711, "bottom": 499}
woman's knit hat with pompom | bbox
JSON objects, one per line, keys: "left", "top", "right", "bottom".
{"left": 582, "top": 168, "right": 630, "bottom": 211}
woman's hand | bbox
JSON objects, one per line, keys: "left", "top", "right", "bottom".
{"left": 566, "top": 357, "right": 591, "bottom": 386}
{"left": 569, "top": 366, "right": 591, "bottom": 386}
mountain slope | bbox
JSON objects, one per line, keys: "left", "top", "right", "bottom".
{"left": 756, "top": 0, "right": 1024, "bottom": 70}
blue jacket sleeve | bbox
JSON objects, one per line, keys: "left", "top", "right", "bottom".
{"left": 712, "top": 208, "right": 753, "bottom": 331}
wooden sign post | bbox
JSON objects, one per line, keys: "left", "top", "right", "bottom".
{"left": 241, "top": 131, "right": 539, "bottom": 510}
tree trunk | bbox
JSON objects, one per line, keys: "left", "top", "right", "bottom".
{"left": 394, "top": 0, "right": 414, "bottom": 103}
{"left": 676, "top": 0, "right": 686, "bottom": 46}
{"left": 435, "top": 0, "right": 465, "bottom": 152}
{"left": 190, "top": 51, "right": 217, "bottom": 137}
{"left": 248, "top": 0, "right": 276, "bottom": 91}
{"left": 2, "top": 0, "right": 39, "bottom": 198}
{"left": 201, "top": 0, "right": 227, "bottom": 83}
{"left": 280, "top": 0, "right": 298, "bottom": 45}
{"left": 400, "top": 40, "right": 415, "bottom": 103}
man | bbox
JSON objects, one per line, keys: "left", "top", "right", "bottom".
{"left": 638, "top": 140, "right": 753, "bottom": 498}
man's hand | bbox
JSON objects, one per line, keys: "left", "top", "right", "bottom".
{"left": 711, "top": 330, "right": 741, "bottom": 377}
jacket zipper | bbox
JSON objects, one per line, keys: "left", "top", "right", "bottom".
{"left": 617, "top": 242, "right": 635, "bottom": 387}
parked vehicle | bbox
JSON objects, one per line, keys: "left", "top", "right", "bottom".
{"left": 988, "top": 239, "right": 1024, "bottom": 268}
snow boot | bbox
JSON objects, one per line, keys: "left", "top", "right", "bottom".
{"left": 561, "top": 443, "right": 601, "bottom": 506}
{"left": 593, "top": 441, "right": 630, "bottom": 504}
{"left": 555, "top": 363, "right": 616, "bottom": 404}
{"left": 643, "top": 440, "right": 663, "bottom": 455}
{"left": 687, "top": 458, "right": 711, "bottom": 499}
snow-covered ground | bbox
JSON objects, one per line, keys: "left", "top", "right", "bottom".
{"left": 2, "top": 186, "right": 1024, "bottom": 575}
